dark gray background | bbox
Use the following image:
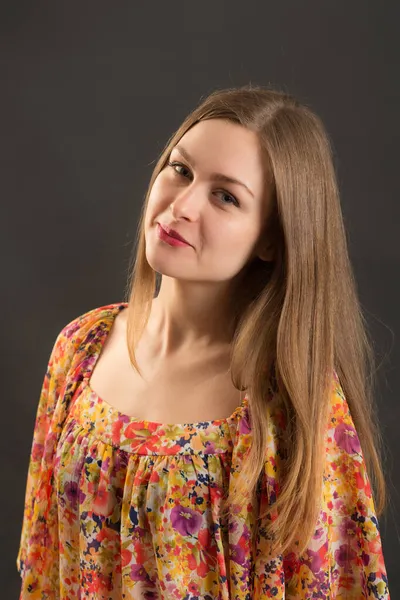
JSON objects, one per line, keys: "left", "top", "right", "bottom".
{"left": 2, "top": 1, "right": 399, "bottom": 597}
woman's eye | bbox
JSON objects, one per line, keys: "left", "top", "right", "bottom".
{"left": 168, "top": 161, "right": 190, "bottom": 178}
{"left": 218, "top": 191, "right": 240, "bottom": 207}
{"left": 167, "top": 161, "right": 240, "bottom": 208}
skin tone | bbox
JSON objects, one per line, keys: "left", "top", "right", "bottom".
{"left": 142, "top": 118, "right": 274, "bottom": 362}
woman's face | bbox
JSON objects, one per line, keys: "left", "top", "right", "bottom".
{"left": 144, "top": 118, "right": 273, "bottom": 286}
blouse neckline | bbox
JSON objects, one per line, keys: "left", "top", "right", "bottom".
{"left": 84, "top": 301, "right": 249, "bottom": 429}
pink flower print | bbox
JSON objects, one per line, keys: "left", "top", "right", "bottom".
{"left": 93, "top": 485, "right": 117, "bottom": 517}
{"left": 228, "top": 520, "right": 240, "bottom": 535}
{"left": 312, "top": 525, "right": 325, "bottom": 543}
{"left": 238, "top": 409, "right": 251, "bottom": 434}
{"left": 170, "top": 504, "right": 202, "bottom": 536}
{"left": 334, "top": 422, "right": 361, "bottom": 455}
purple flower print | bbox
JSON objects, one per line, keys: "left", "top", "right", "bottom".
{"left": 334, "top": 543, "right": 357, "bottom": 569}
{"left": 229, "top": 543, "right": 247, "bottom": 566}
{"left": 228, "top": 520, "right": 240, "bottom": 535}
{"left": 64, "top": 480, "right": 79, "bottom": 509}
{"left": 130, "top": 563, "right": 150, "bottom": 582}
{"left": 170, "top": 504, "right": 202, "bottom": 536}
{"left": 339, "top": 517, "right": 357, "bottom": 539}
{"left": 361, "top": 550, "right": 370, "bottom": 566}
{"left": 334, "top": 422, "right": 361, "bottom": 455}
{"left": 303, "top": 548, "right": 322, "bottom": 572}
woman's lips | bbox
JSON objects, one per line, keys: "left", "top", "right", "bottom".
{"left": 157, "top": 223, "right": 192, "bottom": 247}
{"left": 161, "top": 223, "right": 190, "bottom": 244}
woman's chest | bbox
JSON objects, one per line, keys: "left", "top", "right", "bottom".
{"left": 89, "top": 328, "right": 244, "bottom": 424}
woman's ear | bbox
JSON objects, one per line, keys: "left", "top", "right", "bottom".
{"left": 258, "top": 246, "right": 274, "bottom": 262}
{"left": 255, "top": 204, "right": 279, "bottom": 263}
{"left": 255, "top": 237, "right": 275, "bottom": 262}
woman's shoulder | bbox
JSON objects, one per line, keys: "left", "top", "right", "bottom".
{"left": 49, "top": 301, "right": 127, "bottom": 373}
{"left": 61, "top": 301, "right": 127, "bottom": 341}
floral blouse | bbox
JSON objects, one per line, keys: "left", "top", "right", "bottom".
{"left": 16, "top": 302, "right": 390, "bottom": 599}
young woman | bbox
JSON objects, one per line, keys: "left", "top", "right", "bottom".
{"left": 17, "top": 85, "right": 390, "bottom": 599}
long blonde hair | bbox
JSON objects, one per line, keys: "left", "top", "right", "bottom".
{"left": 123, "top": 84, "right": 386, "bottom": 556}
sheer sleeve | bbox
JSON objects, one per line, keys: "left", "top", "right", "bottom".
{"left": 283, "top": 377, "right": 390, "bottom": 599}
{"left": 16, "top": 326, "right": 69, "bottom": 579}
{"left": 16, "top": 302, "right": 125, "bottom": 593}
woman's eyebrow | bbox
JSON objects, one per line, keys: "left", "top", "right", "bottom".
{"left": 173, "top": 144, "right": 254, "bottom": 198}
